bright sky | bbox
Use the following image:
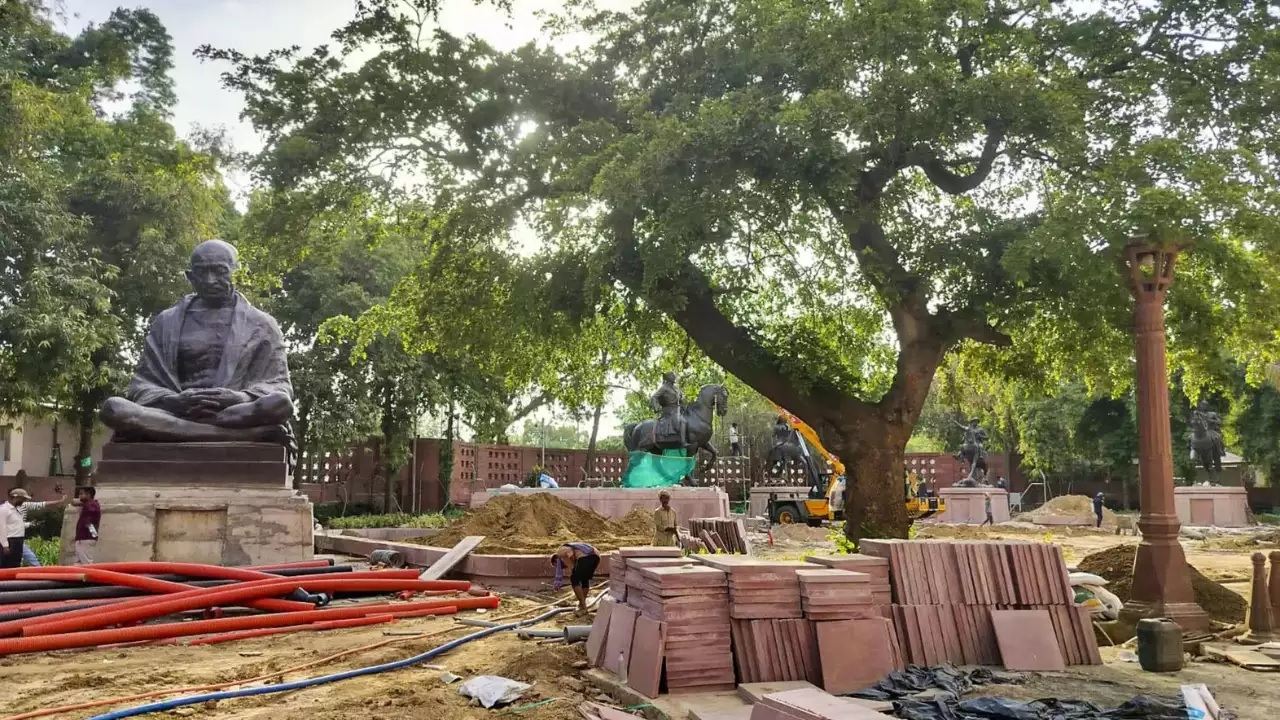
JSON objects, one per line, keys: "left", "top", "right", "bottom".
{"left": 59, "top": 0, "right": 635, "bottom": 442}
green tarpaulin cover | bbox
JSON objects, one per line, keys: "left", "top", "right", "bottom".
{"left": 622, "top": 449, "right": 695, "bottom": 488}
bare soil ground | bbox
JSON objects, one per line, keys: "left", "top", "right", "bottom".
{"left": 6, "top": 523, "right": 1278, "bottom": 720}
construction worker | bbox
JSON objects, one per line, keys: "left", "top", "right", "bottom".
{"left": 980, "top": 493, "right": 994, "bottom": 527}
{"left": 654, "top": 490, "right": 678, "bottom": 547}
{"left": 551, "top": 542, "right": 599, "bottom": 614}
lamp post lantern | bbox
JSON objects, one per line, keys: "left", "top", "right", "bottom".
{"left": 1120, "top": 238, "right": 1210, "bottom": 631}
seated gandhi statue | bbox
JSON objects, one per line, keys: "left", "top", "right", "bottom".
{"left": 101, "top": 239, "right": 294, "bottom": 444}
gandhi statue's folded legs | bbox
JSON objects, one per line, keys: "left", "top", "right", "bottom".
{"left": 102, "top": 392, "right": 293, "bottom": 443}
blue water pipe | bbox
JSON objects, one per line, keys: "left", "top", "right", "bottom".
{"left": 89, "top": 606, "right": 572, "bottom": 720}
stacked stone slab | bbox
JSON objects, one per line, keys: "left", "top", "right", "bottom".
{"left": 610, "top": 547, "right": 684, "bottom": 604}
{"left": 687, "top": 517, "right": 752, "bottom": 554}
{"left": 636, "top": 564, "right": 736, "bottom": 692}
{"left": 859, "top": 539, "right": 1101, "bottom": 668}
{"left": 804, "top": 555, "right": 892, "bottom": 610}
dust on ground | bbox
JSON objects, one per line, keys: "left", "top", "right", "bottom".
{"left": 0, "top": 595, "right": 597, "bottom": 720}
{"left": 421, "top": 494, "right": 654, "bottom": 555}
{"left": 1015, "top": 494, "right": 1121, "bottom": 526}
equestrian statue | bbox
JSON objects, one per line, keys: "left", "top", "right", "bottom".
{"left": 1189, "top": 400, "right": 1226, "bottom": 482}
{"left": 623, "top": 373, "right": 729, "bottom": 473}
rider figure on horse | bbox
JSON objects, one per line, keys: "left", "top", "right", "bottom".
{"left": 650, "top": 372, "right": 685, "bottom": 446}
{"left": 1190, "top": 400, "right": 1226, "bottom": 476}
{"left": 954, "top": 418, "right": 989, "bottom": 484}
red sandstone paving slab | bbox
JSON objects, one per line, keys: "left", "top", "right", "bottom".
{"left": 901, "top": 606, "right": 925, "bottom": 665}
{"left": 762, "top": 688, "right": 897, "bottom": 720}
{"left": 929, "top": 544, "right": 952, "bottom": 605}
{"left": 784, "top": 619, "right": 804, "bottom": 681}
{"left": 627, "top": 614, "right": 667, "bottom": 698}
{"left": 939, "top": 605, "right": 961, "bottom": 665}
{"left": 750, "top": 704, "right": 806, "bottom": 720}
{"left": 639, "top": 564, "right": 728, "bottom": 585}
{"left": 1000, "top": 544, "right": 1018, "bottom": 605}
{"left": 1032, "top": 544, "right": 1053, "bottom": 605}
{"left": 1007, "top": 543, "right": 1028, "bottom": 605}
{"left": 618, "top": 546, "right": 685, "bottom": 557}
{"left": 798, "top": 620, "right": 819, "bottom": 683}
{"left": 910, "top": 543, "right": 931, "bottom": 605}
{"left": 692, "top": 710, "right": 754, "bottom": 720}
{"left": 586, "top": 598, "right": 615, "bottom": 667}
{"left": 739, "top": 680, "right": 819, "bottom": 704}
{"left": 604, "top": 604, "right": 638, "bottom": 675}
{"left": 816, "top": 619, "right": 896, "bottom": 694}
{"left": 955, "top": 544, "right": 975, "bottom": 604}
{"left": 1024, "top": 544, "right": 1046, "bottom": 605}
{"left": 955, "top": 605, "right": 976, "bottom": 665}
{"left": 1043, "top": 544, "right": 1065, "bottom": 605}
{"left": 797, "top": 568, "right": 870, "bottom": 584}
{"left": 1076, "top": 605, "right": 1103, "bottom": 664}
{"left": 1051, "top": 546, "right": 1074, "bottom": 605}
{"left": 990, "top": 609, "right": 1066, "bottom": 671}
{"left": 1059, "top": 605, "right": 1083, "bottom": 666}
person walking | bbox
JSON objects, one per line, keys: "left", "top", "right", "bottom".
{"left": 551, "top": 542, "right": 599, "bottom": 614}
{"left": 728, "top": 423, "right": 742, "bottom": 457}
{"left": 72, "top": 486, "right": 101, "bottom": 564}
{"left": 1092, "top": 492, "right": 1105, "bottom": 529}
{"left": 980, "top": 493, "right": 994, "bottom": 527}
{"left": 16, "top": 489, "right": 69, "bottom": 566}
{"left": 653, "top": 490, "right": 678, "bottom": 547}
{"left": 0, "top": 489, "right": 30, "bottom": 569}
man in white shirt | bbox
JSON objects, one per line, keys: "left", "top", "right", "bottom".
{"left": 728, "top": 423, "right": 742, "bottom": 457}
{"left": 15, "top": 489, "right": 69, "bottom": 566}
{"left": 0, "top": 489, "right": 31, "bottom": 569}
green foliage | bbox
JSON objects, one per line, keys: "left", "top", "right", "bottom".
{"left": 22, "top": 506, "right": 64, "bottom": 541}
{"left": 825, "top": 523, "right": 856, "bottom": 554}
{"left": 204, "top": 0, "right": 1280, "bottom": 539}
{"left": 25, "top": 537, "right": 60, "bottom": 567}
{"left": 515, "top": 422, "right": 589, "bottom": 449}
{"left": 1231, "top": 384, "right": 1280, "bottom": 483}
{"left": 0, "top": 3, "right": 231, "bottom": 463}
{"left": 324, "top": 511, "right": 459, "bottom": 530}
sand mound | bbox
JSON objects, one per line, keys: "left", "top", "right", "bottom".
{"left": 1076, "top": 544, "right": 1247, "bottom": 623}
{"left": 427, "top": 493, "right": 654, "bottom": 555}
{"left": 1021, "top": 495, "right": 1119, "bottom": 526}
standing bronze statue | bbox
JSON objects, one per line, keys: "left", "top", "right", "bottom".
{"left": 1189, "top": 400, "right": 1225, "bottom": 482}
{"left": 953, "top": 418, "right": 989, "bottom": 485}
{"left": 100, "top": 239, "right": 295, "bottom": 445}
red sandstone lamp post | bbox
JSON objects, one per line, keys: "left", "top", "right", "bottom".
{"left": 1120, "top": 237, "right": 1210, "bottom": 631}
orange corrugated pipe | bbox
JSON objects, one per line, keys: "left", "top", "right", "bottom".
{"left": 0, "top": 598, "right": 490, "bottom": 655}
{"left": 0, "top": 570, "right": 427, "bottom": 638}
{"left": 0, "top": 595, "right": 552, "bottom": 720}
{"left": 22, "top": 577, "right": 472, "bottom": 637}
{"left": 179, "top": 615, "right": 395, "bottom": 646}
{"left": 0, "top": 559, "right": 334, "bottom": 582}
{"left": 12, "top": 572, "right": 86, "bottom": 582}
{"left": 7, "top": 567, "right": 312, "bottom": 614}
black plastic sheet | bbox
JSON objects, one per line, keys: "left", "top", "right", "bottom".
{"left": 853, "top": 664, "right": 1025, "bottom": 701}
{"left": 852, "top": 665, "right": 1191, "bottom": 720}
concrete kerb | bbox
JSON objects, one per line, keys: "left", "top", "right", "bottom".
{"left": 314, "top": 532, "right": 616, "bottom": 590}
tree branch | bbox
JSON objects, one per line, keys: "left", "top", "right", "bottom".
{"left": 508, "top": 390, "right": 551, "bottom": 424}
{"left": 605, "top": 211, "right": 870, "bottom": 425}
{"left": 910, "top": 118, "right": 1008, "bottom": 195}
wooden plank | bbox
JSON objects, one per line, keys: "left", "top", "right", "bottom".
{"left": 417, "top": 535, "right": 485, "bottom": 580}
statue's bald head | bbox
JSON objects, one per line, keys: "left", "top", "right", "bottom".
{"left": 191, "top": 239, "right": 239, "bottom": 268}
{"left": 187, "top": 239, "right": 239, "bottom": 304}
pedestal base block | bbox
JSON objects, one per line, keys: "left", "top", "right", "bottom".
{"left": 1124, "top": 529, "right": 1211, "bottom": 632}
{"left": 60, "top": 442, "right": 313, "bottom": 566}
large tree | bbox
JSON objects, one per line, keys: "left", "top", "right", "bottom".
{"left": 2, "top": 2, "right": 231, "bottom": 479}
{"left": 206, "top": 0, "right": 1280, "bottom": 537}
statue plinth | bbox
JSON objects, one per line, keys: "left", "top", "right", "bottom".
{"left": 60, "top": 442, "right": 313, "bottom": 566}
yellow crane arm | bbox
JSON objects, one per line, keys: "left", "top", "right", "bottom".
{"left": 769, "top": 402, "right": 845, "bottom": 477}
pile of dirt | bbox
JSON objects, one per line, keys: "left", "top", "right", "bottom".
{"left": 1076, "top": 544, "right": 1247, "bottom": 623}
{"left": 1020, "top": 495, "right": 1119, "bottom": 526}
{"left": 426, "top": 493, "right": 654, "bottom": 555}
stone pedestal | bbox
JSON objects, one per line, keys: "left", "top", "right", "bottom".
{"left": 60, "top": 442, "right": 313, "bottom": 566}
{"left": 1174, "top": 486, "right": 1250, "bottom": 527}
{"left": 936, "top": 488, "right": 1010, "bottom": 524}
{"left": 1120, "top": 243, "right": 1210, "bottom": 632}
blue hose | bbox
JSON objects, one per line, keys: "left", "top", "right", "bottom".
{"left": 89, "top": 607, "right": 571, "bottom": 720}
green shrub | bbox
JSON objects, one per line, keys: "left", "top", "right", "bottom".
{"left": 25, "top": 537, "right": 61, "bottom": 566}
{"left": 312, "top": 503, "right": 378, "bottom": 524}
{"left": 23, "top": 506, "right": 65, "bottom": 540}
{"left": 325, "top": 510, "right": 461, "bottom": 530}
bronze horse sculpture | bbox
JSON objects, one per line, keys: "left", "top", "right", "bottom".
{"left": 623, "top": 384, "right": 729, "bottom": 473}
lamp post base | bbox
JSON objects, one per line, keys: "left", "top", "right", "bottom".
{"left": 1122, "top": 532, "right": 1211, "bottom": 633}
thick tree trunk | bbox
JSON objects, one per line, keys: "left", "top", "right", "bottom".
{"left": 829, "top": 425, "right": 913, "bottom": 540}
